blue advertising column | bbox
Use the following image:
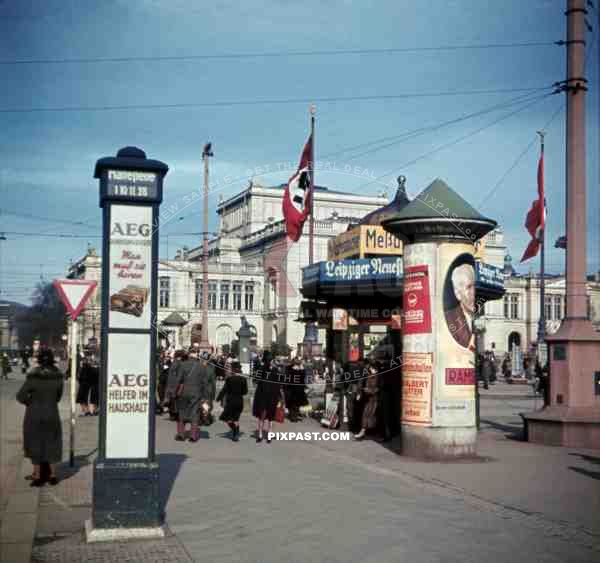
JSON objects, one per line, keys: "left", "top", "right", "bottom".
{"left": 86, "top": 147, "right": 168, "bottom": 541}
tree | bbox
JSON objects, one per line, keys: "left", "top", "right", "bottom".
{"left": 16, "top": 282, "right": 67, "bottom": 349}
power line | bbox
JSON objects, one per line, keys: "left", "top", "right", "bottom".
{"left": 477, "top": 103, "right": 565, "bottom": 207}
{"left": 324, "top": 90, "right": 551, "bottom": 164}
{"left": 0, "top": 42, "right": 559, "bottom": 66}
{"left": 355, "top": 92, "right": 555, "bottom": 191}
{"left": 1, "top": 208, "right": 100, "bottom": 228}
{"left": 0, "top": 86, "right": 549, "bottom": 114}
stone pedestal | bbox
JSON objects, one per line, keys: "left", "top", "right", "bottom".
{"left": 522, "top": 319, "right": 600, "bottom": 449}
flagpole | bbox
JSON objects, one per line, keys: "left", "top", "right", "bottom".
{"left": 537, "top": 130, "right": 546, "bottom": 351}
{"left": 309, "top": 104, "right": 316, "bottom": 265}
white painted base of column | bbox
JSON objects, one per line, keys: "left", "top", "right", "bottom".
{"left": 401, "top": 425, "right": 477, "bottom": 459}
{"left": 84, "top": 520, "right": 166, "bottom": 543}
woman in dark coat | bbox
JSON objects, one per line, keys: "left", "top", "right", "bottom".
{"left": 16, "top": 348, "right": 63, "bottom": 486}
{"left": 252, "top": 352, "right": 284, "bottom": 443}
{"left": 285, "top": 357, "right": 308, "bottom": 422}
{"left": 164, "top": 349, "right": 185, "bottom": 420}
{"left": 216, "top": 361, "right": 248, "bottom": 441}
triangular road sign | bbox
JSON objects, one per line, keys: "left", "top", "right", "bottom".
{"left": 53, "top": 279, "right": 98, "bottom": 321}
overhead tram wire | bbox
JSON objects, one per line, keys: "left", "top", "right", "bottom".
{"left": 321, "top": 89, "right": 545, "bottom": 161}
{"left": 0, "top": 41, "right": 559, "bottom": 66}
{"left": 166, "top": 89, "right": 555, "bottom": 230}
{"left": 0, "top": 86, "right": 551, "bottom": 114}
{"left": 477, "top": 102, "right": 565, "bottom": 208}
{"left": 322, "top": 90, "right": 553, "bottom": 164}
{"left": 354, "top": 92, "right": 556, "bottom": 192}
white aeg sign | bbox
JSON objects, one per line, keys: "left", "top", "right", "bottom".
{"left": 108, "top": 205, "right": 153, "bottom": 330}
{"left": 105, "top": 333, "right": 151, "bottom": 459}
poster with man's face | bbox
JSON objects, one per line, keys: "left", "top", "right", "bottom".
{"left": 443, "top": 253, "right": 476, "bottom": 350}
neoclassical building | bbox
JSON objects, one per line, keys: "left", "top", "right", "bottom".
{"left": 67, "top": 179, "right": 600, "bottom": 356}
{"left": 67, "top": 180, "right": 388, "bottom": 351}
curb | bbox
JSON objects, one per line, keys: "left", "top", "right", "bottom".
{"left": 0, "top": 457, "right": 39, "bottom": 563}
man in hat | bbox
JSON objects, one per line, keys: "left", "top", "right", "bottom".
{"left": 175, "top": 347, "right": 210, "bottom": 442}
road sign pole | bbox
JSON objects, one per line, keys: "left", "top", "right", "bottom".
{"left": 70, "top": 319, "right": 78, "bottom": 467}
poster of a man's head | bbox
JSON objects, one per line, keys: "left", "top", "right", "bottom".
{"left": 443, "top": 254, "right": 476, "bottom": 349}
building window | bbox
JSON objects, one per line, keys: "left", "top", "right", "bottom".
{"left": 510, "top": 294, "right": 519, "bottom": 319}
{"left": 503, "top": 293, "right": 520, "bottom": 320}
{"left": 194, "top": 279, "right": 203, "bottom": 308}
{"left": 159, "top": 277, "right": 170, "bottom": 308}
{"left": 553, "top": 295, "right": 562, "bottom": 321}
{"left": 220, "top": 283, "right": 230, "bottom": 310}
{"left": 208, "top": 282, "right": 217, "bottom": 310}
{"left": 544, "top": 295, "right": 553, "bottom": 321}
{"left": 233, "top": 283, "right": 242, "bottom": 310}
{"left": 245, "top": 283, "right": 254, "bottom": 310}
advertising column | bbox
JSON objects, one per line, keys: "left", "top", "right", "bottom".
{"left": 401, "top": 241, "right": 478, "bottom": 458}
{"left": 87, "top": 147, "right": 168, "bottom": 541}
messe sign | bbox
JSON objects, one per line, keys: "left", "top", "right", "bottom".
{"left": 328, "top": 225, "right": 403, "bottom": 260}
{"left": 88, "top": 147, "right": 168, "bottom": 541}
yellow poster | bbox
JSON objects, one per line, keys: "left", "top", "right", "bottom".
{"left": 360, "top": 226, "right": 403, "bottom": 256}
{"left": 327, "top": 225, "right": 403, "bottom": 260}
{"left": 436, "top": 242, "right": 477, "bottom": 403}
{"left": 401, "top": 352, "right": 433, "bottom": 426}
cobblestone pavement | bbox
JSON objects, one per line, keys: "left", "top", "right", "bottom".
{"left": 4, "top": 379, "right": 599, "bottom": 562}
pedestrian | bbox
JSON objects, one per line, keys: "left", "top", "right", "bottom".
{"left": 502, "top": 353, "right": 511, "bottom": 382}
{"left": 354, "top": 363, "right": 379, "bottom": 440}
{"left": 1, "top": 353, "right": 11, "bottom": 380}
{"left": 157, "top": 351, "right": 170, "bottom": 415}
{"left": 87, "top": 354, "right": 100, "bottom": 416}
{"left": 285, "top": 356, "right": 307, "bottom": 422}
{"left": 216, "top": 361, "right": 248, "bottom": 441}
{"left": 481, "top": 352, "right": 493, "bottom": 390}
{"left": 21, "top": 347, "right": 31, "bottom": 372}
{"left": 76, "top": 352, "right": 95, "bottom": 416}
{"left": 16, "top": 348, "right": 63, "bottom": 487}
{"left": 252, "top": 351, "right": 283, "bottom": 443}
{"left": 165, "top": 349, "right": 185, "bottom": 420}
{"left": 175, "top": 348, "right": 209, "bottom": 442}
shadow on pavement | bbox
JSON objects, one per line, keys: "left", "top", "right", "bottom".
{"left": 568, "top": 466, "right": 600, "bottom": 481}
{"left": 57, "top": 447, "right": 97, "bottom": 481}
{"left": 158, "top": 453, "right": 187, "bottom": 518}
{"left": 479, "top": 418, "right": 524, "bottom": 441}
{"left": 568, "top": 452, "right": 600, "bottom": 465}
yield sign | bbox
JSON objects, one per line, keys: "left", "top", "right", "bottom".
{"left": 53, "top": 279, "right": 98, "bottom": 321}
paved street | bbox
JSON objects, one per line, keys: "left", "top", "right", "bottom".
{"left": 1, "top": 378, "right": 598, "bottom": 562}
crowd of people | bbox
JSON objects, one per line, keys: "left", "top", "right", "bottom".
{"left": 157, "top": 346, "right": 311, "bottom": 443}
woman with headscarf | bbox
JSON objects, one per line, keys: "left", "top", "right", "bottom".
{"left": 16, "top": 348, "right": 64, "bottom": 486}
{"left": 252, "top": 351, "right": 283, "bottom": 443}
{"left": 216, "top": 361, "right": 248, "bottom": 441}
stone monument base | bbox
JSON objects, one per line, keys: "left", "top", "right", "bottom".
{"left": 521, "top": 406, "right": 600, "bottom": 449}
{"left": 85, "top": 520, "right": 166, "bottom": 543}
{"left": 401, "top": 425, "right": 477, "bottom": 459}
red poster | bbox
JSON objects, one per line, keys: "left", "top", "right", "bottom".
{"left": 403, "top": 265, "right": 432, "bottom": 334}
{"left": 445, "top": 368, "right": 475, "bottom": 385}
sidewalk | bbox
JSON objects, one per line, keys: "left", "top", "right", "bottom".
{"left": 2, "top": 382, "right": 598, "bottom": 562}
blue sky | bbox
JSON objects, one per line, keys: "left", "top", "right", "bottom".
{"left": 1, "top": 0, "right": 599, "bottom": 304}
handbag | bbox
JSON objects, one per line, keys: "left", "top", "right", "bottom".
{"left": 274, "top": 404, "right": 285, "bottom": 424}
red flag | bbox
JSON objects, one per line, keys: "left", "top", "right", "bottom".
{"left": 520, "top": 152, "right": 545, "bottom": 262}
{"left": 282, "top": 135, "right": 313, "bottom": 242}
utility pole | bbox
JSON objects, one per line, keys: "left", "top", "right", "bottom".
{"left": 537, "top": 130, "right": 546, "bottom": 351}
{"left": 199, "top": 142, "right": 213, "bottom": 353}
{"left": 524, "top": 0, "right": 600, "bottom": 447}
